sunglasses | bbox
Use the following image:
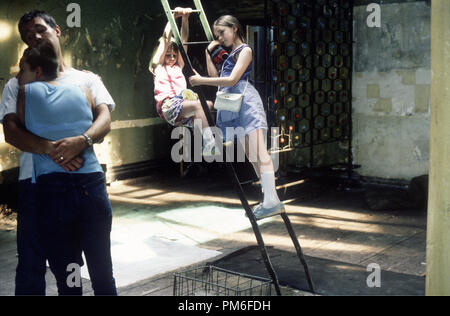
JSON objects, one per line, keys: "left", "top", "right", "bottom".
{"left": 166, "top": 53, "right": 177, "bottom": 58}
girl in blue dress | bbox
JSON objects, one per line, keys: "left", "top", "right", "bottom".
{"left": 189, "top": 15, "right": 284, "bottom": 220}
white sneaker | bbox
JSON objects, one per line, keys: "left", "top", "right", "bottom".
{"left": 202, "top": 141, "right": 216, "bottom": 157}
{"left": 252, "top": 202, "right": 285, "bottom": 220}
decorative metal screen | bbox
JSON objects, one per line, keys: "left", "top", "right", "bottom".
{"left": 270, "top": 0, "right": 353, "bottom": 167}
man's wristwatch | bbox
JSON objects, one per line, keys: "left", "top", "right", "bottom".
{"left": 82, "top": 133, "right": 93, "bottom": 147}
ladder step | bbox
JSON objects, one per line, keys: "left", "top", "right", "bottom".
{"left": 182, "top": 41, "right": 211, "bottom": 45}
{"left": 239, "top": 179, "right": 257, "bottom": 186}
{"left": 170, "top": 9, "right": 202, "bottom": 13}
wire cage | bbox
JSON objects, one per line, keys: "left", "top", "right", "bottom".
{"left": 173, "top": 266, "right": 274, "bottom": 296}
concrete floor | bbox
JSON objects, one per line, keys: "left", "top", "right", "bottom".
{"left": 0, "top": 165, "right": 427, "bottom": 296}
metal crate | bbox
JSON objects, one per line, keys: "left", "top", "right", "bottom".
{"left": 173, "top": 266, "right": 273, "bottom": 296}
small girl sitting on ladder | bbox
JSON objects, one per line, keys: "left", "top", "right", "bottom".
{"left": 189, "top": 15, "right": 285, "bottom": 220}
{"left": 150, "top": 7, "right": 216, "bottom": 156}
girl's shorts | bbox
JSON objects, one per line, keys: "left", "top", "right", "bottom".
{"left": 161, "top": 89, "right": 198, "bottom": 127}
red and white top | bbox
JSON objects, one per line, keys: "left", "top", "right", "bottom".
{"left": 153, "top": 64, "right": 187, "bottom": 117}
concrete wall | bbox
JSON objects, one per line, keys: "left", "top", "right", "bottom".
{"left": 352, "top": 0, "right": 431, "bottom": 181}
{"left": 0, "top": 0, "right": 172, "bottom": 183}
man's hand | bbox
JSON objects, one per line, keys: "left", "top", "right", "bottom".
{"left": 60, "top": 156, "right": 84, "bottom": 172}
{"left": 48, "top": 136, "right": 87, "bottom": 167}
{"left": 46, "top": 138, "right": 85, "bottom": 172}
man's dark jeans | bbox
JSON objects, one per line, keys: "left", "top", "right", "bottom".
{"left": 36, "top": 172, "right": 117, "bottom": 296}
{"left": 15, "top": 179, "right": 47, "bottom": 296}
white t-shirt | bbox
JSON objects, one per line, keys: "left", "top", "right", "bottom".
{"left": 0, "top": 68, "right": 115, "bottom": 181}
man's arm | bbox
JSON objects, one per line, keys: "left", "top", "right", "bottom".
{"left": 3, "top": 113, "right": 84, "bottom": 171}
{"left": 88, "top": 103, "right": 111, "bottom": 143}
{"left": 3, "top": 113, "right": 55, "bottom": 155}
{"left": 16, "top": 85, "right": 26, "bottom": 127}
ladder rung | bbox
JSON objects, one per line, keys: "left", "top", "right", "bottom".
{"left": 239, "top": 179, "right": 257, "bottom": 186}
{"left": 182, "top": 41, "right": 211, "bottom": 45}
{"left": 170, "top": 9, "right": 202, "bottom": 13}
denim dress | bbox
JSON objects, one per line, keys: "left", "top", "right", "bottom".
{"left": 216, "top": 44, "right": 268, "bottom": 141}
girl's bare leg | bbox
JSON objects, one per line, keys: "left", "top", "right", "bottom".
{"left": 178, "top": 100, "right": 213, "bottom": 128}
{"left": 178, "top": 100, "right": 217, "bottom": 156}
{"left": 244, "top": 129, "right": 274, "bottom": 178}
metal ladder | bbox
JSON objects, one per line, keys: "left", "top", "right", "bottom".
{"left": 160, "top": 0, "right": 315, "bottom": 295}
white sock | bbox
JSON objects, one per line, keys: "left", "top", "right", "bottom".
{"left": 260, "top": 171, "right": 280, "bottom": 208}
{"left": 203, "top": 127, "right": 215, "bottom": 146}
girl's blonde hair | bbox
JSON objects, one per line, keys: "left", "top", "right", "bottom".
{"left": 213, "top": 15, "right": 245, "bottom": 43}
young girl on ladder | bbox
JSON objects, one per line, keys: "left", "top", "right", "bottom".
{"left": 189, "top": 15, "right": 285, "bottom": 219}
{"left": 150, "top": 7, "right": 217, "bottom": 156}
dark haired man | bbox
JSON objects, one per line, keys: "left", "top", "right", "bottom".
{"left": 0, "top": 10, "right": 115, "bottom": 295}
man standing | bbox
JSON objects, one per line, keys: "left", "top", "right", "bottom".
{"left": 0, "top": 10, "right": 115, "bottom": 295}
